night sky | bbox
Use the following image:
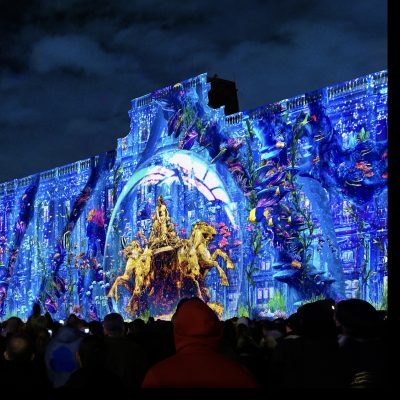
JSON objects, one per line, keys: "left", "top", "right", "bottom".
{"left": 0, "top": 0, "right": 387, "bottom": 184}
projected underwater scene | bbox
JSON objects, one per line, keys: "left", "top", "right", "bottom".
{"left": 0, "top": 71, "right": 387, "bottom": 321}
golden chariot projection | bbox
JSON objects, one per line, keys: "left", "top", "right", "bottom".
{"left": 107, "top": 195, "right": 235, "bottom": 318}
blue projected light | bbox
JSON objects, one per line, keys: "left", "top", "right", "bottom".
{"left": 0, "top": 71, "right": 388, "bottom": 321}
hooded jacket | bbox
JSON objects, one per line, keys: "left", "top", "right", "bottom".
{"left": 44, "top": 326, "right": 83, "bottom": 388}
{"left": 142, "top": 298, "right": 258, "bottom": 388}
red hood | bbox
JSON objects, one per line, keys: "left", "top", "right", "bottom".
{"left": 174, "top": 299, "right": 222, "bottom": 353}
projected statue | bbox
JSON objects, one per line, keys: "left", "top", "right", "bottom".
{"left": 107, "top": 240, "right": 153, "bottom": 302}
{"left": 107, "top": 199, "right": 235, "bottom": 317}
{"left": 149, "top": 195, "right": 179, "bottom": 249}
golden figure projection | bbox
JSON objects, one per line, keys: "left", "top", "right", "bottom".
{"left": 148, "top": 195, "right": 179, "bottom": 249}
{"left": 107, "top": 196, "right": 235, "bottom": 317}
{"left": 107, "top": 240, "right": 153, "bottom": 303}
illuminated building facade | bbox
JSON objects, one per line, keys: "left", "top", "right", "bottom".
{"left": 0, "top": 71, "right": 388, "bottom": 320}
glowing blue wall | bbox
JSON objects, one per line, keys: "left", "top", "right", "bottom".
{"left": 0, "top": 71, "right": 387, "bottom": 320}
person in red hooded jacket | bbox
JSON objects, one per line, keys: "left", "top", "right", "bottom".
{"left": 142, "top": 298, "right": 259, "bottom": 388}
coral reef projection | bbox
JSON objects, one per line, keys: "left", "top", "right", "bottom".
{"left": 0, "top": 71, "right": 387, "bottom": 320}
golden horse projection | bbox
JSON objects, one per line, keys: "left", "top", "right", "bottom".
{"left": 107, "top": 240, "right": 153, "bottom": 302}
{"left": 107, "top": 195, "right": 235, "bottom": 316}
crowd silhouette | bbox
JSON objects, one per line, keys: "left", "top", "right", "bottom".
{"left": 0, "top": 297, "right": 388, "bottom": 395}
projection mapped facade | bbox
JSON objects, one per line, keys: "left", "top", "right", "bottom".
{"left": 0, "top": 71, "right": 388, "bottom": 321}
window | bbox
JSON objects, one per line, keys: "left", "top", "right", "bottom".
{"left": 64, "top": 200, "right": 70, "bottom": 216}
{"left": 43, "top": 201, "right": 49, "bottom": 223}
{"left": 108, "top": 189, "right": 114, "bottom": 208}
{"left": 342, "top": 250, "right": 353, "bottom": 262}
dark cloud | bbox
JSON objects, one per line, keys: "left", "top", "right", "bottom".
{"left": 0, "top": 0, "right": 387, "bottom": 183}
{"left": 31, "top": 35, "right": 119, "bottom": 75}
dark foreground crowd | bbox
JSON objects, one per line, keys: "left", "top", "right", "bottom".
{"left": 0, "top": 297, "right": 388, "bottom": 395}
